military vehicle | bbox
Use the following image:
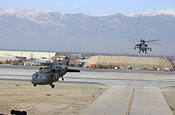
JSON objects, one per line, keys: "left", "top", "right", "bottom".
{"left": 134, "top": 38, "right": 161, "bottom": 54}
{"left": 31, "top": 58, "right": 80, "bottom": 88}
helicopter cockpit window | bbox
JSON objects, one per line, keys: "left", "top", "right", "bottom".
{"left": 32, "top": 73, "right": 38, "bottom": 79}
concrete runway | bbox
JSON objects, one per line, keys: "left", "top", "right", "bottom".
{"left": 0, "top": 65, "right": 175, "bottom": 115}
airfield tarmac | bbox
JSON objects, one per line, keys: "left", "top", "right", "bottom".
{"left": 0, "top": 64, "right": 175, "bottom": 115}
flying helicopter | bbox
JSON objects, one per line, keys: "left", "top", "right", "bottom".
{"left": 31, "top": 57, "right": 80, "bottom": 88}
{"left": 134, "top": 38, "right": 161, "bottom": 54}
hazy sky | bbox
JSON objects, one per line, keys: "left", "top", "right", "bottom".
{"left": 0, "top": 0, "right": 175, "bottom": 56}
{"left": 1, "top": 0, "right": 175, "bottom": 15}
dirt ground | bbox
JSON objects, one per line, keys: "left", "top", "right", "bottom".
{"left": 0, "top": 80, "right": 108, "bottom": 115}
{"left": 161, "top": 86, "right": 175, "bottom": 115}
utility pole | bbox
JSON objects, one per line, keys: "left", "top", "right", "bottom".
{"left": 49, "top": 48, "right": 51, "bottom": 60}
{"left": 21, "top": 51, "right": 22, "bottom": 57}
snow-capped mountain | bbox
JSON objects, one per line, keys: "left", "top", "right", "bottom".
{"left": 0, "top": 9, "right": 175, "bottom": 55}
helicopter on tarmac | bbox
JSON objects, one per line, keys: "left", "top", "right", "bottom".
{"left": 31, "top": 57, "right": 80, "bottom": 88}
{"left": 134, "top": 38, "right": 161, "bottom": 54}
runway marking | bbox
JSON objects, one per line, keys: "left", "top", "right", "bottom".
{"left": 127, "top": 87, "right": 135, "bottom": 115}
{"left": 126, "top": 73, "right": 138, "bottom": 115}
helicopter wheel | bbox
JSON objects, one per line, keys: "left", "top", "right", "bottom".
{"left": 34, "top": 84, "right": 36, "bottom": 87}
{"left": 50, "top": 84, "right": 55, "bottom": 88}
{"left": 145, "top": 52, "right": 147, "bottom": 54}
{"left": 150, "top": 49, "right": 152, "bottom": 51}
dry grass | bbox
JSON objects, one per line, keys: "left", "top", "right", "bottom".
{"left": 0, "top": 80, "right": 108, "bottom": 115}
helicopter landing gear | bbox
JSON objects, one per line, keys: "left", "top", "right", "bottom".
{"left": 59, "top": 76, "right": 64, "bottom": 81}
{"left": 150, "top": 48, "right": 152, "bottom": 51}
{"left": 33, "top": 84, "right": 36, "bottom": 87}
{"left": 145, "top": 51, "right": 147, "bottom": 54}
{"left": 50, "top": 84, "right": 55, "bottom": 88}
{"left": 139, "top": 51, "right": 141, "bottom": 53}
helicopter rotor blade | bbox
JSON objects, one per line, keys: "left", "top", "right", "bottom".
{"left": 148, "top": 42, "right": 162, "bottom": 45}
{"left": 145, "top": 39, "right": 161, "bottom": 43}
{"left": 127, "top": 36, "right": 140, "bottom": 42}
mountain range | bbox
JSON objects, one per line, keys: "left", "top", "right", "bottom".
{"left": 0, "top": 9, "right": 175, "bottom": 55}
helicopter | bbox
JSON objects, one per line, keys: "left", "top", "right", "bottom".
{"left": 134, "top": 38, "right": 161, "bottom": 54}
{"left": 31, "top": 57, "right": 80, "bottom": 88}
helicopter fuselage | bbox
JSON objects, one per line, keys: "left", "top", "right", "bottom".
{"left": 31, "top": 64, "right": 80, "bottom": 88}
{"left": 135, "top": 43, "right": 151, "bottom": 53}
{"left": 133, "top": 38, "right": 160, "bottom": 54}
{"left": 31, "top": 66, "right": 67, "bottom": 88}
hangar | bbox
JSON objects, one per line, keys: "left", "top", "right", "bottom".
{"left": 0, "top": 49, "right": 56, "bottom": 59}
{"left": 84, "top": 55, "right": 174, "bottom": 71}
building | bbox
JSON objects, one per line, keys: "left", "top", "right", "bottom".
{"left": 69, "top": 59, "right": 86, "bottom": 67}
{"left": 51, "top": 56, "right": 67, "bottom": 61}
{"left": 0, "top": 57, "right": 17, "bottom": 64}
{"left": 0, "top": 50, "right": 56, "bottom": 59}
{"left": 52, "top": 55, "right": 86, "bottom": 67}
{"left": 84, "top": 55, "right": 174, "bottom": 71}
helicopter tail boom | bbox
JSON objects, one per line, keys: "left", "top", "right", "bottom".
{"left": 67, "top": 69, "right": 80, "bottom": 72}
